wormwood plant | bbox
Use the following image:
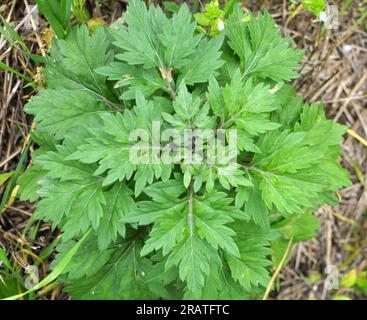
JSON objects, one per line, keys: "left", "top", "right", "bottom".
{"left": 17, "top": 0, "right": 350, "bottom": 299}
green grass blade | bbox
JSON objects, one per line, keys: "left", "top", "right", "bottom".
{"left": 0, "top": 13, "right": 44, "bottom": 63}
{"left": 35, "top": 0, "right": 69, "bottom": 38}
{"left": 0, "top": 248, "right": 13, "bottom": 272}
{"left": 0, "top": 248, "right": 24, "bottom": 285}
{"left": 224, "top": 0, "right": 238, "bottom": 17}
{"left": 0, "top": 140, "right": 31, "bottom": 214}
{"left": 0, "top": 61, "right": 34, "bottom": 84}
{"left": 0, "top": 172, "right": 13, "bottom": 186}
{"left": 60, "top": 0, "right": 73, "bottom": 26}
{"left": 0, "top": 13, "right": 30, "bottom": 54}
{"left": 3, "top": 230, "right": 91, "bottom": 300}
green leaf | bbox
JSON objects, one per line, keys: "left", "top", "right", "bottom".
{"left": 59, "top": 235, "right": 165, "bottom": 299}
{"left": 248, "top": 103, "right": 350, "bottom": 215}
{"left": 225, "top": 221, "right": 277, "bottom": 292}
{"left": 226, "top": 6, "right": 303, "bottom": 82}
{"left": 68, "top": 93, "right": 172, "bottom": 195}
{"left": 123, "top": 179, "right": 243, "bottom": 293}
{"left": 17, "top": 165, "right": 46, "bottom": 202}
{"left": 0, "top": 172, "right": 13, "bottom": 186}
{"left": 0, "top": 277, "right": 19, "bottom": 299}
{"left": 271, "top": 238, "right": 292, "bottom": 267}
{"left": 112, "top": 0, "right": 164, "bottom": 69}
{"left": 34, "top": 135, "right": 98, "bottom": 181}
{"left": 340, "top": 270, "right": 357, "bottom": 288}
{"left": 159, "top": 4, "right": 202, "bottom": 69}
{"left": 35, "top": 0, "right": 72, "bottom": 39}
{"left": 243, "top": 186, "right": 269, "bottom": 230}
{"left": 194, "top": 13, "right": 211, "bottom": 26}
{"left": 164, "top": 82, "right": 216, "bottom": 130}
{"left": 302, "top": 0, "right": 326, "bottom": 16}
{"left": 28, "top": 136, "right": 102, "bottom": 239}
{"left": 209, "top": 70, "right": 280, "bottom": 143}
{"left": 166, "top": 234, "right": 214, "bottom": 293}
{"left": 113, "top": 0, "right": 209, "bottom": 77}
{"left": 26, "top": 90, "right": 111, "bottom": 139}
{"left": 178, "top": 34, "right": 224, "bottom": 85}
{"left": 207, "top": 75, "right": 227, "bottom": 120}
{"left": 273, "top": 213, "right": 321, "bottom": 241}
{"left": 34, "top": 177, "right": 103, "bottom": 236}
{"left": 199, "top": 259, "right": 251, "bottom": 299}
{"left": 97, "top": 183, "right": 136, "bottom": 250}
{"left": 45, "top": 25, "right": 116, "bottom": 103}
{"left": 222, "top": 70, "right": 279, "bottom": 125}
{"left": 96, "top": 62, "right": 167, "bottom": 99}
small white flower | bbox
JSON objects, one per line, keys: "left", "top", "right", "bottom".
{"left": 319, "top": 11, "right": 328, "bottom": 22}
{"left": 217, "top": 20, "right": 225, "bottom": 31}
{"left": 342, "top": 44, "right": 353, "bottom": 55}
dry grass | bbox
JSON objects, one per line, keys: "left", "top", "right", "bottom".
{"left": 0, "top": 0, "right": 366, "bottom": 300}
